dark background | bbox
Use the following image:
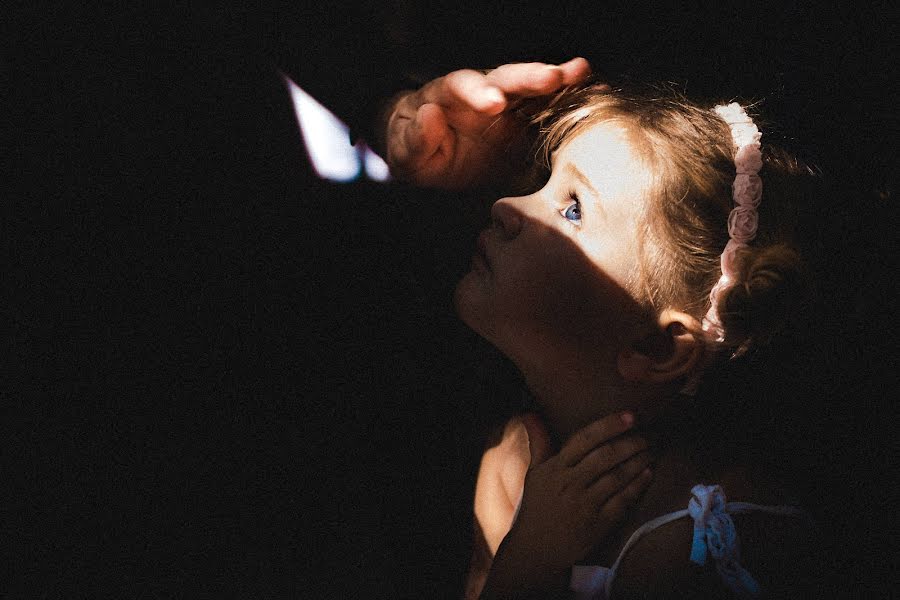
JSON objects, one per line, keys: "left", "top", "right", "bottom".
{"left": 7, "top": 2, "right": 896, "bottom": 598}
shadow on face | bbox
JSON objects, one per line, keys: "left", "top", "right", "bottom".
{"left": 454, "top": 123, "right": 656, "bottom": 379}
{"left": 455, "top": 201, "right": 650, "bottom": 374}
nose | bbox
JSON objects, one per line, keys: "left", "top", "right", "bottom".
{"left": 490, "top": 196, "right": 524, "bottom": 240}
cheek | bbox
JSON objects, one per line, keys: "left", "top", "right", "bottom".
{"left": 454, "top": 230, "right": 641, "bottom": 358}
{"left": 495, "top": 243, "right": 624, "bottom": 347}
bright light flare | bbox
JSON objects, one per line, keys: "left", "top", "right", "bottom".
{"left": 285, "top": 76, "right": 391, "bottom": 183}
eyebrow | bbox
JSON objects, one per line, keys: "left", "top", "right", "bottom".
{"left": 565, "top": 163, "right": 604, "bottom": 207}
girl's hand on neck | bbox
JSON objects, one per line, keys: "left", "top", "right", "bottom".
{"left": 479, "top": 412, "right": 654, "bottom": 599}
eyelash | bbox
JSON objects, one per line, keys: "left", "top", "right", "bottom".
{"left": 561, "top": 192, "right": 582, "bottom": 223}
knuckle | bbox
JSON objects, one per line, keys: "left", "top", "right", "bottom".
{"left": 580, "top": 446, "right": 599, "bottom": 469}
{"left": 608, "top": 438, "right": 628, "bottom": 457}
{"left": 576, "top": 428, "right": 593, "bottom": 449}
{"left": 622, "top": 453, "right": 643, "bottom": 476}
{"left": 447, "top": 69, "right": 481, "bottom": 89}
{"left": 600, "top": 498, "right": 623, "bottom": 521}
{"left": 618, "top": 435, "right": 646, "bottom": 456}
{"left": 612, "top": 463, "right": 628, "bottom": 486}
{"left": 623, "top": 483, "right": 641, "bottom": 501}
{"left": 628, "top": 473, "right": 649, "bottom": 495}
{"left": 593, "top": 446, "right": 612, "bottom": 469}
{"left": 636, "top": 450, "right": 652, "bottom": 468}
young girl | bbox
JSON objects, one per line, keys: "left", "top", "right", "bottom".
{"left": 381, "top": 59, "right": 821, "bottom": 599}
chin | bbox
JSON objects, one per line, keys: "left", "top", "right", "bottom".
{"left": 453, "top": 271, "right": 494, "bottom": 341}
{"left": 452, "top": 272, "right": 479, "bottom": 328}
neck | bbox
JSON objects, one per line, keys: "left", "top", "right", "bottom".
{"left": 518, "top": 368, "right": 609, "bottom": 444}
{"left": 518, "top": 357, "right": 673, "bottom": 445}
{"left": 520, "top": 363, "right": 700, "bottom": 460}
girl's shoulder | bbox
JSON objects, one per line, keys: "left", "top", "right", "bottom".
{"left": 610, "top": 503, "right": 819, "bottom": 599}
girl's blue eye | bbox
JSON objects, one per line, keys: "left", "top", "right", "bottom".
{"left": 563, "top": 194, "right": 582, "bottom": 223}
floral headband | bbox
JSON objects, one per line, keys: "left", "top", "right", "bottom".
{"left": 701, "top": 103, "right": 763, "bottom": 343}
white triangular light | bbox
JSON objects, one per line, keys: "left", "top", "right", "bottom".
{"left": 285, "top": 77, "right": 360, "bottom": 182}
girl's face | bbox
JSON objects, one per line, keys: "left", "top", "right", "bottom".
{"left": 454, "top": 122, "right": 651, "bottom": 369}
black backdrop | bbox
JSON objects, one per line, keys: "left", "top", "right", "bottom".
{"left": 7, "top": 2, "right": 896, "bottom": 598}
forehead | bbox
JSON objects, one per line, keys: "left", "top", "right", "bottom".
{"left": 553, "top": 122, "right": 647, "bottom": 198}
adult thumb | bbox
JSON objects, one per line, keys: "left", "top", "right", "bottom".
{"left": 520, "top": 412, "right": 552, "bottom": 468}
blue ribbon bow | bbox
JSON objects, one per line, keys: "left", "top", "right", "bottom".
{"left": 688, "top": 484, "right": 762, "bottom": 599}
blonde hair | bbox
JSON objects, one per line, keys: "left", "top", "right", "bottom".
{"left": 526, "top": 83, "right": 817, "bottom": 356}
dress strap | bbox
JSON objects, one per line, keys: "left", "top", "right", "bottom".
{"left": 570, "top": 484, "right": 812, "bottom": 600}
{"left": 572, "top": 509, "right": 691, "bottom": 600}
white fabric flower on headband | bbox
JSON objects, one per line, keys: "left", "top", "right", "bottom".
{"left": 702, "top": 103, "right": 764, "bottom": 343}
{"left": 714, "top": 103, "right": 748, "bottom": 124}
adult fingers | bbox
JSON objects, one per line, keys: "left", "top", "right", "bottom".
{"left": 412, "top": 58, "right": 593, "bottom": 121}
{"left": 389, "top": 102, "right": 451, "bottom": 176}
{"left": 557, "top": 413, "right": 635, "bottom": 468}
{"left": 485, "top": 57, "right": 592, "bottom": 97}
{"left": 485, "top": 62, "right": 564, "bottom": 97}
{"left": 585, "top": 450, "right": 653, "bottom": 506}
{"left": 420, "top": 69, "right": 507, "bottom": 115}
{"left": 557, "top": 56, "right": 593, "bottom": 85}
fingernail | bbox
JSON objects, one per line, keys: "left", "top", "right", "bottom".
{"left": 621, "top": 412, "right": 635, "bottom": 427}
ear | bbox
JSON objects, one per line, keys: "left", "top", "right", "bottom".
{"left": 617, "top": 309, "right": 705, "bottom": 384}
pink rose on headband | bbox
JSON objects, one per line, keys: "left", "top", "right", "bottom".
{"left": 703, "top": 278, "right": 729, "bottom": 341}
{"left": 727, "top": 207, "right": 758, "bottom": 243}
{"left": 706, "top": 101, "right": 765, "bottom": 344}
{"left": 735, "top": 144, "right": 763, "bottom": 174}
{"left": 720, "top": 239, "right": 745, "bottom": 277}
{"left": 733, "top": 174, "right": 763, "bottom": 208}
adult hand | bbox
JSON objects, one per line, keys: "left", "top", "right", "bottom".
{"left": 382, "top": 58, "right": 592, "bottom": 189}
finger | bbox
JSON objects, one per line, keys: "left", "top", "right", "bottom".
{"left": 557, "top": 413, "right": 635, "bottom": 467}
{"left": 585, "top": 450, "right": 653, "bottom": 505}
{"left": 595, "top": 467, "right": 652, "bottom": 524}
{"left": 385, "top": 93, "right": 420, "bottom": 168}
{"left": 391, "top": 102, "right": 450, "bottom": 176}
{"left": 412, "top": 102, "right": 451, "bottom": 163}
{"left": 485, "top": 62, "right": 567, "bottom": 97}
{"left": 421, "top": 69, "right": 507, "bottom": 115}
{"left": 557, "top": 56, "right": 593, "bottom": 86}
{"left": 572, "top": 434, "right": 649, "bottom": 484}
